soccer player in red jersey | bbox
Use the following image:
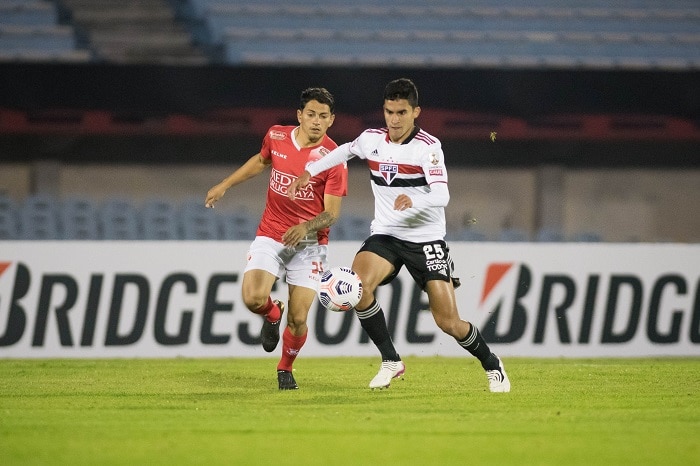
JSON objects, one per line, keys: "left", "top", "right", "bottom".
{"left": 205, "top": 88, "right": 347, "bottom": 390}
{"left": 288, "top": 79, "right": 510, "bottom": 392}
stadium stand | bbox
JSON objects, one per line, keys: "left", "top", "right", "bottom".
{"left": 332, "top": 214, "right": 372, "bottom": 241}
{"left": 1, "top": 192, "right": 618, "bottom": 243}
{"left": 185, "top": 0, "right": 700, "bottom": 68}
{"left": 18, "top": 194, "right": 60, "bottom": 240}
{"left": 3, "top": 1, "right": 697, "bottom": 67}
{"left": 1, "top": 0, "right": 58, "bottom": 27}
{"left": 0, "top": 1, "right": 696, "bottom": 144}
{"left": 0, "top": 3, "right": 693, "bottom": 243}
{"left": 99, "top": 198, "right": 141, "bottom": 240}
{"left": 0, "top": 0, "right": 90, "bottom": 62}
{"left": 447, "top": 228, "right": 489, "bottom": 242}
{"left": 179, "top": 198, "right": 219, "bottom": 240}
{"left": 0, "top": 194, "right": 20, "bottom": 239}
{"left": 0, "top": 213, "right": 19, "bottom": 239}
{"left": 535, "top": 228, "right": 565, "bottom": 242}
{"left": 142, "top": 198, "right": 180, "bottom": 240}
{"left": 218, "top": 209, "right": 257, "bottom": 241}
{"left": 498, "top": 228, "right": 530, "bottom": 242}
{"left": 0, "top": 194, "right": 18, "bottom": 211}
{"left": 58, "top": 0, "right": 208, "bottom": 64}
{"left": 60, "top": 197, "right": 99, "bottom": 239}
{"left": 571, "top": 231, "right": 603, "bottom": 242}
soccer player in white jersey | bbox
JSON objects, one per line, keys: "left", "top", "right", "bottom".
{"left": 288, "top": 78, "right": 510, "bottom": 392}
{"left": 205, "top": 88, "right": 348, "bottom": 390}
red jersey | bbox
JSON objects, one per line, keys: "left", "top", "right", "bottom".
{"left": 257, "top": 125, "right": 347, "bottom": 244}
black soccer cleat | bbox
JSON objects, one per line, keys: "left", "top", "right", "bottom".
{"left": 277, "top": 370, "right": 298, "bottom": 390}
{"left": 261, "top": 300, "right": 284, "bottom": 352}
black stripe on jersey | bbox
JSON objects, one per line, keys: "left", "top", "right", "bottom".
{"left": 401, "top": 126, "right": 421, "bottom": 145}
{"left": 371, "top": 174, "right": 428, "bottom": 187}
{"left": 402, "top": 126, "right": 437, "bottom": 146}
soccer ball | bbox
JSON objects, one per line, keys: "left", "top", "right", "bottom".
{"left": 318, "top": 266, "right": 363, "bottom": 312}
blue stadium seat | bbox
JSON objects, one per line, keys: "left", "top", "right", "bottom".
{"left": 498, "top": 228, "right": 530, "bottom": 242}
{"left": 203, "top": 0, "right": 700, "bottom": 69}
{"left": 61, "top": 197, "right": 99, "bottom": 240}
{"left": 100, "top": 198, "right": 141, "bottom": 240}
{"left": 333, "top": 215, "right": 372, "bottom": 241}
{"left": 449, "top": 228, "right": 488, "bottom": 242}
{"left": 179, "top": 199, "right": 219, "bottom": 240}
{"left": 535, "top": 228, "right": 564, "bottom": 242}
{"left": 0, "top": 212, "right": 19, "bottom": 239}
{"left": 0, "top": 194, "right": 19, "bottom": 239}
{"left": 0, "top": 2, "right": 58, "bottom": 27}
{"left": 142, "top": 199, "right": 180, "bottom": 240}
{"left": 18, "top": 194, "right": 60, "bottom": 240}
{"left": 571, "top": 231, "right": 602, "bottom": 242}
{"left": 219, "top": 209, "right": 257, "bottom": 240}
{"left": 0, "top": 194, "right": 17, "bottom": 212}
{"left": 0, "top": 26, "right": 75, "bottom": 54}
{"left": 0, "top": 1, "right": 89, "bottom": 63}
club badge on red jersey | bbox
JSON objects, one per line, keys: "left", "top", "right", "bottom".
{"left": 269, "top": 130, "right": 286, "bottom": 140}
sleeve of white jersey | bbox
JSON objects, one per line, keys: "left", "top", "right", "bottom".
{"left": 306, "top": 142, "right": 355, "bottom": 177}
{"left": 411, "top": 145, "right": 450, "bottom": 209}
{"left": 411, "top": 182, "right": 450, "bottom": 208}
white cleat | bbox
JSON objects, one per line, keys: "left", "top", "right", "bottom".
{"left": 369, "top": 360, "right": 405, "bottom": 389}
{"left": 486, "top": 357, "right": 511, "bottom": 393}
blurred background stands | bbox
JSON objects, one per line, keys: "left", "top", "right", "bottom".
{"left": 0, "top": 194, "right": 265, "bottom": 241}
{"left": 0, "top": 0, "right": 90, "bottom": 62}
{"left": 179, "top": 0, "right": 700, "bottom": 69}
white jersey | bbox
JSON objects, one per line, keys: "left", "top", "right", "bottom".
{"left": 339, "top": 126, "right": 449, "bottom": 242}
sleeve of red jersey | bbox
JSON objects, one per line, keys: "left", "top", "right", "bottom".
{"left": 259, "top": 128, "right": 273, "bottom": 161}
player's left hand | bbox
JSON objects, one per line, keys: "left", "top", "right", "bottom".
{"left": 282, "top": 223, "right": 309, "bottom": 247}
{"left": 394, "top": 194, "right": 413, "bottom": 211}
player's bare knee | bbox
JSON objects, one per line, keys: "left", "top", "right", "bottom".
{"left": 286, "top": 321, "right": 306, "bottom": 335}
{"left": 434, "top": 316, "right": 462, "bottom": 339}
{"left": 286, "top": 313, "right": 306, "bottom": 330}
{"left": 242, "top": 293, "right": 267, "bottom": 312}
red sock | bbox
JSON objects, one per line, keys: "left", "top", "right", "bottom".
{"left": 277, "top": 327, "right": 307, "bottom": 372}
{"left": 252, "top": 297, "right": 280, "bottom": 322}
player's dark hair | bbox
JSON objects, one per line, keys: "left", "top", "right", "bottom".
{"left": 384, "top": 78, "right": 419, "bottom": 108}
{"left": 300, "top": 87, "right": 335, "bottom": 114}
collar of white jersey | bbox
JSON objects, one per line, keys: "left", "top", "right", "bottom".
{"left": 384, "top": 125, "right": 421, "bottom": 145}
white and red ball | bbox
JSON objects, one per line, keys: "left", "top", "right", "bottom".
{"left": 318, "top": 266, "right": 363, "bottom": 312}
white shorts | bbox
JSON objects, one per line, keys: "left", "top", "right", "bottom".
{"left": 244, "top": 236, "right": 327, "bottom": 290}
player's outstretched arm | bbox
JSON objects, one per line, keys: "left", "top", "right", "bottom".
{"left": 205, "top": 153, "right": 269, "bottom": 208}
{"left": 403, "top": 182, "right": 450, "bottom": 210}
{"left": 288, "top": 142, "right": 355, "bottom": 202}
{"left": 287, "top": 170, "right": 312, "bottom": 201}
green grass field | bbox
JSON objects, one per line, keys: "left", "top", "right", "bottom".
{"left": 0, "top": 357, "right": 698, "bottom": 466}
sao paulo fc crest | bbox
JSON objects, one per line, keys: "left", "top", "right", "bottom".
{"left": 379, "top": 163, "right": 398, "bottom": 184}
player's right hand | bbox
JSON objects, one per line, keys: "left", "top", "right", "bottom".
{"left": 205, "top": 185, "right": 226, "bottom": 208}
{"left": 281, "top": 223, "right": 308, "bottom": 247}
{"left": 287, "top": 171, "right": 311, "bottom": 201}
